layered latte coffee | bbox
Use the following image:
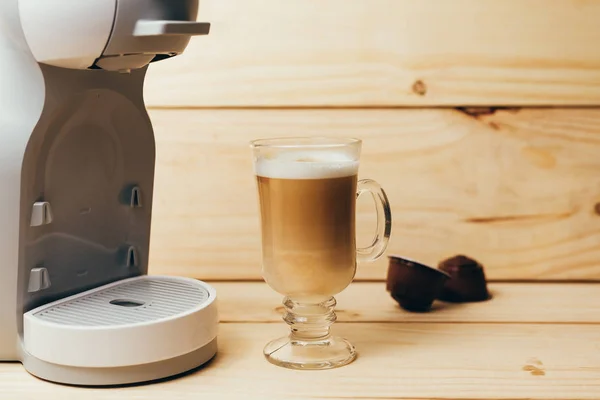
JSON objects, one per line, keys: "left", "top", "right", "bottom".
{"left": 255, "top": 151, "right": 359, "bottom": 301}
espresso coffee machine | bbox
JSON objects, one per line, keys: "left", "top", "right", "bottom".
{"left": 0, "top": 0, "right": 218, "bottom": 386}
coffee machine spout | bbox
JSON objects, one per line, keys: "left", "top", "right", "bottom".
{"left": 134, "top": 20, "right": 211, "bottom": 37}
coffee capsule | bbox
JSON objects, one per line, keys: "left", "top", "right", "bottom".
{"left": 386, "top": 256, "right": 450, "bottom": 312}
{"left": 437, "top": 255, "right": 490, "bottom": 302}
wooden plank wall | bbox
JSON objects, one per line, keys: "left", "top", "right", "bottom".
{"left": 145, "top": 0, "right": 600, "bottom": 281}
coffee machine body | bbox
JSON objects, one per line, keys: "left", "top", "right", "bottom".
{"left": 0, "top": 0, "right": 217, "bottom": 385}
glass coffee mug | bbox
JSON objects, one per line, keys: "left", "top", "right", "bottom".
{"left": 250, "top": 137, "right": 391, "bottom": 370}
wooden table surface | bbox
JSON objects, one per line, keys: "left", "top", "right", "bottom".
{"left": 1, "top": 281, "right": 599, "bottom": 400}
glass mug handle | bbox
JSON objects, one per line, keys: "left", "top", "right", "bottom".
{"left": 356, "top": 179, "right": 392, "bottom": 263}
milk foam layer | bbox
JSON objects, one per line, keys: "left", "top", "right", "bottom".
{"left": 255, "top": 151, "right": 359, "bottom": 179}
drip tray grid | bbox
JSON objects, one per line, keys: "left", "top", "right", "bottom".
{"left": 32, "top": 277, "right": 210, "bottom": 327}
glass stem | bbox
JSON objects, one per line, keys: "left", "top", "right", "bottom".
{"left": 283, "top": 296, "right": 337, "bottom": 341}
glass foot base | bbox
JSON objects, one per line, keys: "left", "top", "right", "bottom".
{"left": 264, "top": 336, "right": 357, "bottom": 370}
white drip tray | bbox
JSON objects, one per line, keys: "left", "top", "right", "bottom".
{"left": 24, "top": 275, "right": 218, "bottom": 368}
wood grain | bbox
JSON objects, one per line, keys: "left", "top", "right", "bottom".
{"left": 2, "top": 323, "right": 600, "bottom": 399}
{"left": 144, "top": 0, "right": 600, "bottom": 107}
{"left": 148, "top": 108, "right": 600, "bottom": 280}
{"left": 212, "top": 282, "right": 600, "bottom": 323}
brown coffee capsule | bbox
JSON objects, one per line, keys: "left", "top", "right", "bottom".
{"left": 386, "top": 255, "right": 450, "bottom": 312}
{"left": 437, "top": 255, "right": 490, "bottom": 302}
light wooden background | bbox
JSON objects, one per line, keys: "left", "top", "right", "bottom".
{"left": 144, "top": 0, "right": 600, "bottom": 281}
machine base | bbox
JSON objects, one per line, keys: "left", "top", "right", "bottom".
{"left": 20, "top": 275, "right": 218, "bottom": 385}
{"left": 22, "top": 338, "right": 217, "bottom": 386}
